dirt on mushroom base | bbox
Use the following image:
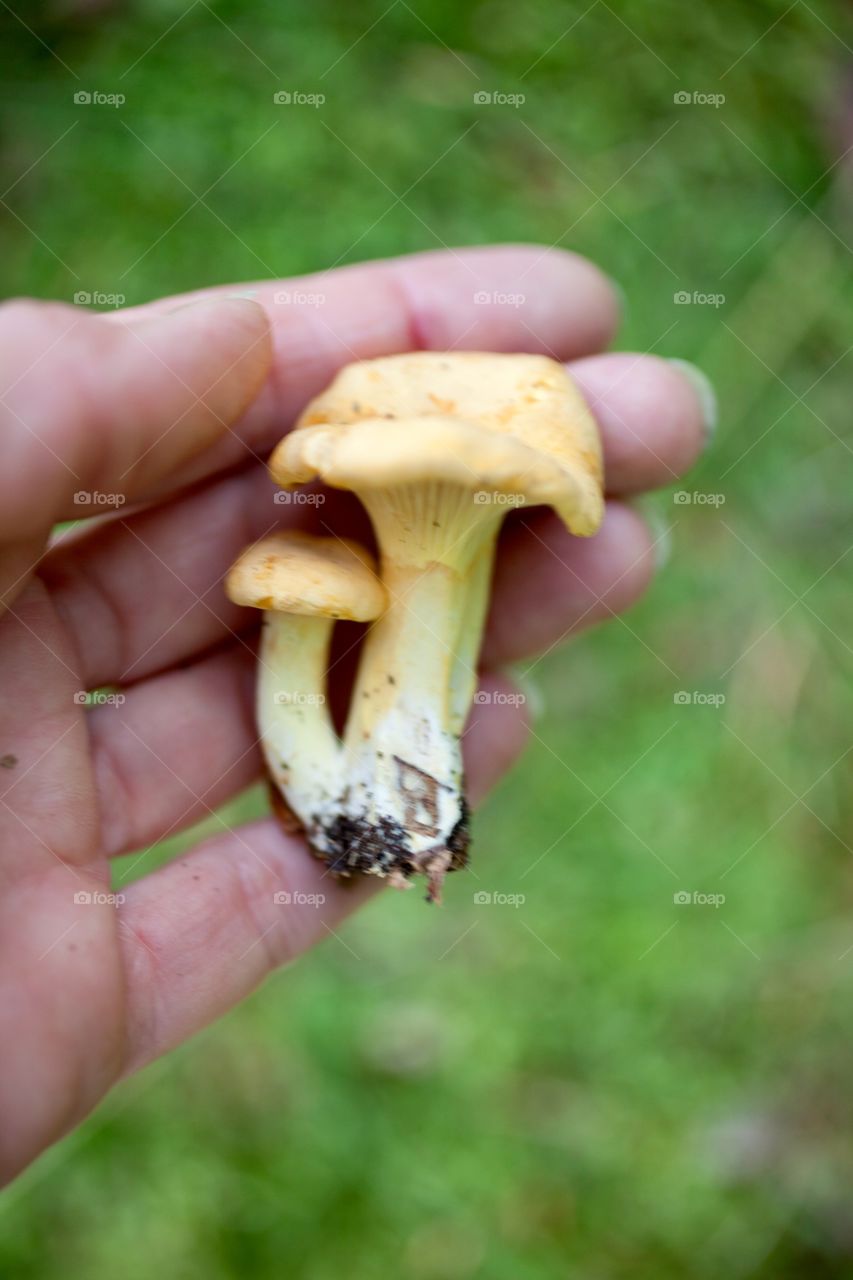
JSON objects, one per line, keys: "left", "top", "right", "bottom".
{"left": 321, "top": 801, "right": 470, "bottom": 904}
{"left": 271, "top": 777, "right": 471, "bottom": 904}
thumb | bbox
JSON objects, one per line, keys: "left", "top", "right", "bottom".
{"left": 0, "top": 296, "right": 271, "bottom": 609}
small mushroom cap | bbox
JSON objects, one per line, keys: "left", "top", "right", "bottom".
{"left": 272, "top": 352, "right": 603, "bottom": 536}
{"left": 225, "top": 531, "right": 387, "bottom": 622}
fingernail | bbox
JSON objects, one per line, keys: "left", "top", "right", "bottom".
{"left": 668, "top": 359, "right": 717, "bottom": 444}
{"left": 632, "top": 498, "right": 673, "bottom": 571}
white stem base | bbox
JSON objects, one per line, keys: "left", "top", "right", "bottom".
{"left": 257, "top": 612, "right": 342, "bottom": 848}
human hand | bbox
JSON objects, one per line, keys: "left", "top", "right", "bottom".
{"left": 0, "top": 245, "right": 710, "bottom": 1183}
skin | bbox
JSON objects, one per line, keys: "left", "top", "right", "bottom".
{"left": 0, "top": 244, "right": 708, "bottom": 1185}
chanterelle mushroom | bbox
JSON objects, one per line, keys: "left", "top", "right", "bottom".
{"left": 225, "top": 531, "right": 387, "bottom": 849}
{"left": 263, "top": 352, "right": 604, "bottom": 902}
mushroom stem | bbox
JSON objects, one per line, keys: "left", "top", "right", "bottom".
{"left": 448, "top": 537, "right": 496, "bottom": 733}
{"left": 339, "top": 491, "right": 503, "bottom": 893}
{"left": 257, "top": 611, "right": 341, "bottom": 841}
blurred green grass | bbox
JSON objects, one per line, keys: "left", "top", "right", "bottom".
{"left": 2, "top": 0, "right": 853, "bottom": 1275}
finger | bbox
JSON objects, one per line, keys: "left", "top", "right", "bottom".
{"left": 41, "top": 465, "right": 284, "bottom": 689}
{"left": 569, "top": 353, "right": 712, "bottom": 494}
{"left": 464, "top": 671, "right": 532, "bottom": 806}
{"left": 110, "top": 245, "right": 621, "bottom": 495}
{"left": 117, "top": 674, "right": 529, "bottom": 1071}
{"left": 0, "top": 296, "right": 271, "bottom": 604}
{"left": 88, "top": 644, "right": 260, "bottom": 859}
{"left": 482, "top": 502, "right": 658, "bottom": 666}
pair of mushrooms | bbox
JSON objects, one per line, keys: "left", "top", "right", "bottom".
{"left": 226, "top": 352, "right": 603, "bottom": 902}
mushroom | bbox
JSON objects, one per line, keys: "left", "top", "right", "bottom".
{"left": 225, "top": 531, "right": 387, "bottom": 850}
{"left": 267, "top": 352, "right": 604, "bottom": 901}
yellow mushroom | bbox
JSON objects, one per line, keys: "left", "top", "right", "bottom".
{"left": 265, "top": 352, "right": 604, "bottom": 901}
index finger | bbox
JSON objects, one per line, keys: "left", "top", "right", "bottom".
{"left": 114, "top": 244, "right": 621, "bottom": 496}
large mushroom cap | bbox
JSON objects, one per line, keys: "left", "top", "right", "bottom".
{"left": 272, "top": 352, "right": 604, "bottom": 536}
{"left": 225, "top": 531, "right": 387, "bottom": 622}
{"left": 271, "top": 415, "right": 600, "bottom": 535}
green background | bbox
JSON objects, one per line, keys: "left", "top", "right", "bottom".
{"left": 3, "top": 1, "right": 853, "bottom": 1276}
